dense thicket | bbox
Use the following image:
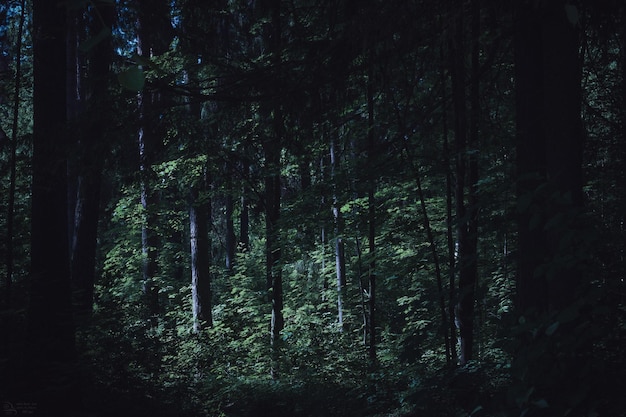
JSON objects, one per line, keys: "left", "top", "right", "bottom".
{"left": 1, "top": 1, "right": 625, "bottom": 416}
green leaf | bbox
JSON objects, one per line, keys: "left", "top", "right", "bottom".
{"left": 532, "top": 399, "right": 549, "bottom": 408}
{"left": 131, "top": 53, "right": 154, "bottom": 68}
{"left": 78, "top": 27, "right": 111, "bottom": 53}
{"left": 545, "top": 321, "right": 559, "bottom": 336}
{"left": 118, "top": 66, "right": 145, "bottom": 92}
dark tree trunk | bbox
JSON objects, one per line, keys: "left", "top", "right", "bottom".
{"left": 225, "top": 164, "right": 236, "bottom": 272}
{"left": 513, "top": 3, "right": 587, "bottom": 413}
{"left": 450, "top": 0, "right": 478, "bottom": 366}
{"left": 70, "top": 1, "right": 115, "bottom": 316}
{"left": 514, "top": 2, "right": 548, "bottom": 314}
{"left": 457, "top": 0, "right": 481, "bottom": 366}
{"left": 239, "top": 158, "right": 250, "bottom": 249}
{"left": 263, "top": 0, "right": 284, "bottom": 378}
{"left": 136, "top": 0, "right": 172, "bottom": 324}
{"left": 514, "top": 1, "right": 583, "bottom": 315}
{"left": 441, "top": 40, "right": 458, "bottom": 365}
{"left": 330, "top": 132, "right": 346, "bottom": 330}
{"left": 366, "top": 48, "right": 377, "bottom": 364}
{"left": 26, "top": 2, "right": 76, "bottom": 410}
{"left": 189, "top": 180, "right": 213, "bottom": 331}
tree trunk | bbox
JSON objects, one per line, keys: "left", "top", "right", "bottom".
{"left": 450, "top": 0, "right": 478, "bottom": 366}
{"left": 136, "top": 0, "right": 172, "bottom": 324}
{"left": 189, "top": 180, "right": 213, "bottom": 331}
{"left": 265, "top": 0, "right": 284, "bottom": 378}
{"left": 441, "top": 40, "right": 458, "bottom": 365}
{"left": 27, "top": 1, "right": 76, "bottom": 408}
{"left": 330, "top": 131, "right": 346, "bottom": 330}
{"left": 514, "top": 1, "right": 583, "bottom": 315}
{"left": 70, "top": 1, "right": 115, "bottom": 316}
{"left": 239, "top": 158, "right": 250, "bottom": 249}
{"left": 366, "top": 48, "right": 377, "bottom": 364}
{"left": 457, "top": 0, "right": 481, "bottom": 366}
{"left": 225, "top": 163, "right": 236, "bottom": 272}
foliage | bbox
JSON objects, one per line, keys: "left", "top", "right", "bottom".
{"left": 1, "top": 1, "right": 626, "bottom": 416}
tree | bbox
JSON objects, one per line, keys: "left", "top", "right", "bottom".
{"left": 136, "top": 0, "right": 173, "bottom": 324}
{"left": 514, "top": 0, "right": 584, "bottom": 316}
{"left": 70, "top": 0, "right": 115, "bottom": 315}
{"left": 512, "top": 1, "right": 590, "bottom": 414}
{"left": 26, "top": 0, "right": 76, "bottom": 408}
{"left": 263, "top": 0, "right": 285, "bottom": 376}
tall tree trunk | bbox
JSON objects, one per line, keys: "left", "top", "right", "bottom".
{"left": 366, "top": 48, "right": 377, "bottom": 364}
{"left": 514, "top": 1, "right": 584, "bottom": 315}
{"left": 225, "top": 162, "right": 236, "bottom": 272}
{"left": 27, "top": 1, "right": 76, "bottom": 408}
{"left": 330, "top": 131, "right": 346, "bottom": 330}
{"left": 4, "top": 0, "right": 26, "bottom": 307}
{"left": 71, "top": 1, "right": 115, "bottom": 316}
{"left": 405, "top": 142, "right": 451, "bottom": 364}
{"left": 189, "top": 177, "right": 213, "bottom": 331}
{"left": 450, "top": 0, "right": 479, "bottom": 366}
{"left": 513, "top": 2, "right": 586, "bottom": 412}
{"left": 136, "top": 0, "right": 172, "bottom": 324}
{"left": 456, "top": 0, "right": 481, "bottom": 366}
{"left": 514, "top": 2, "right": 548, "bottom": 314}
{"left": 240, "top": 157, "right": 250, "bottom": 249}
{"left": 449, "top": 0, "right": 468, "bottom": 365}
{"left": 263, "top": 0, "right": 284, "bottom": 378}
{"left": 441, "top": 39, "right": 458, "bottom": 365}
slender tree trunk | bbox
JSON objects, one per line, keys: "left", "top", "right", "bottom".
{"left": 330, "top": 132, "right": 346, "bottom": 330}
{"left": 441, "top": 39, "right": 458, "bottom": 364}
{"left": 450, "top": 0, "right": 478, "bottom": 366}
{"left": 264, "top": 0, "right": 284, "bottom": 378}
{"left": 265, "top": 130, "right": 283, "bottom": 376}
{"left": 405, "top": 142, "right": 451, "bottom": 364}
{"left": 4, "top": 0, "right": 26, "bottom": 307}
{"left": 189, "top": 179, "right": 213, "bottom": 331}
{"left": 136, "top": 0, "right": 172, "bottom": 324}
{"left": 456, "top": 0, "right": 481, "bottom": 366}
{"left": 225, "top": 162, "right": 236, "bottom": 272}
{"left": 366, "top": 49, "right": 377, "bottom": 363}
{"left": 240, "top": 158, "right": 250, "bottom": 249}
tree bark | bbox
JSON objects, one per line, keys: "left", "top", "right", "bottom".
{"left": 450, "top": 0, "right": 478, "bottom": 366}
{"left": 225, "top": 163, "right": 236, "bottom": 272}
{"left": 366, "top": 47, "right": 377, "bottom": 364}
{"left": 27, "top": 4, "right": 77, "bottom": 410}
{"left": 189, "top": 180, "right": 213, "bottom": 331}
{"left": 239, "top": 157, "right": 250, "bottom": 249}
{"left": 70, "top": 1, "right": 115, "bottom": 315}
{"left": 136, "top": 0, "right": 172, "bottom": 324}
{"left": 261, "top": 0, "right": 284, "bottom": 378}
{"left": 330, "top": 131, "right": 346, "bottom": 330}
{"left": 514, "top": 1, "right": 583, "bottom": 315}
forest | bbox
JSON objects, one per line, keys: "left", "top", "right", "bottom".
{"left": 1, "top": 0, "right": 625, "bottom": 416}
